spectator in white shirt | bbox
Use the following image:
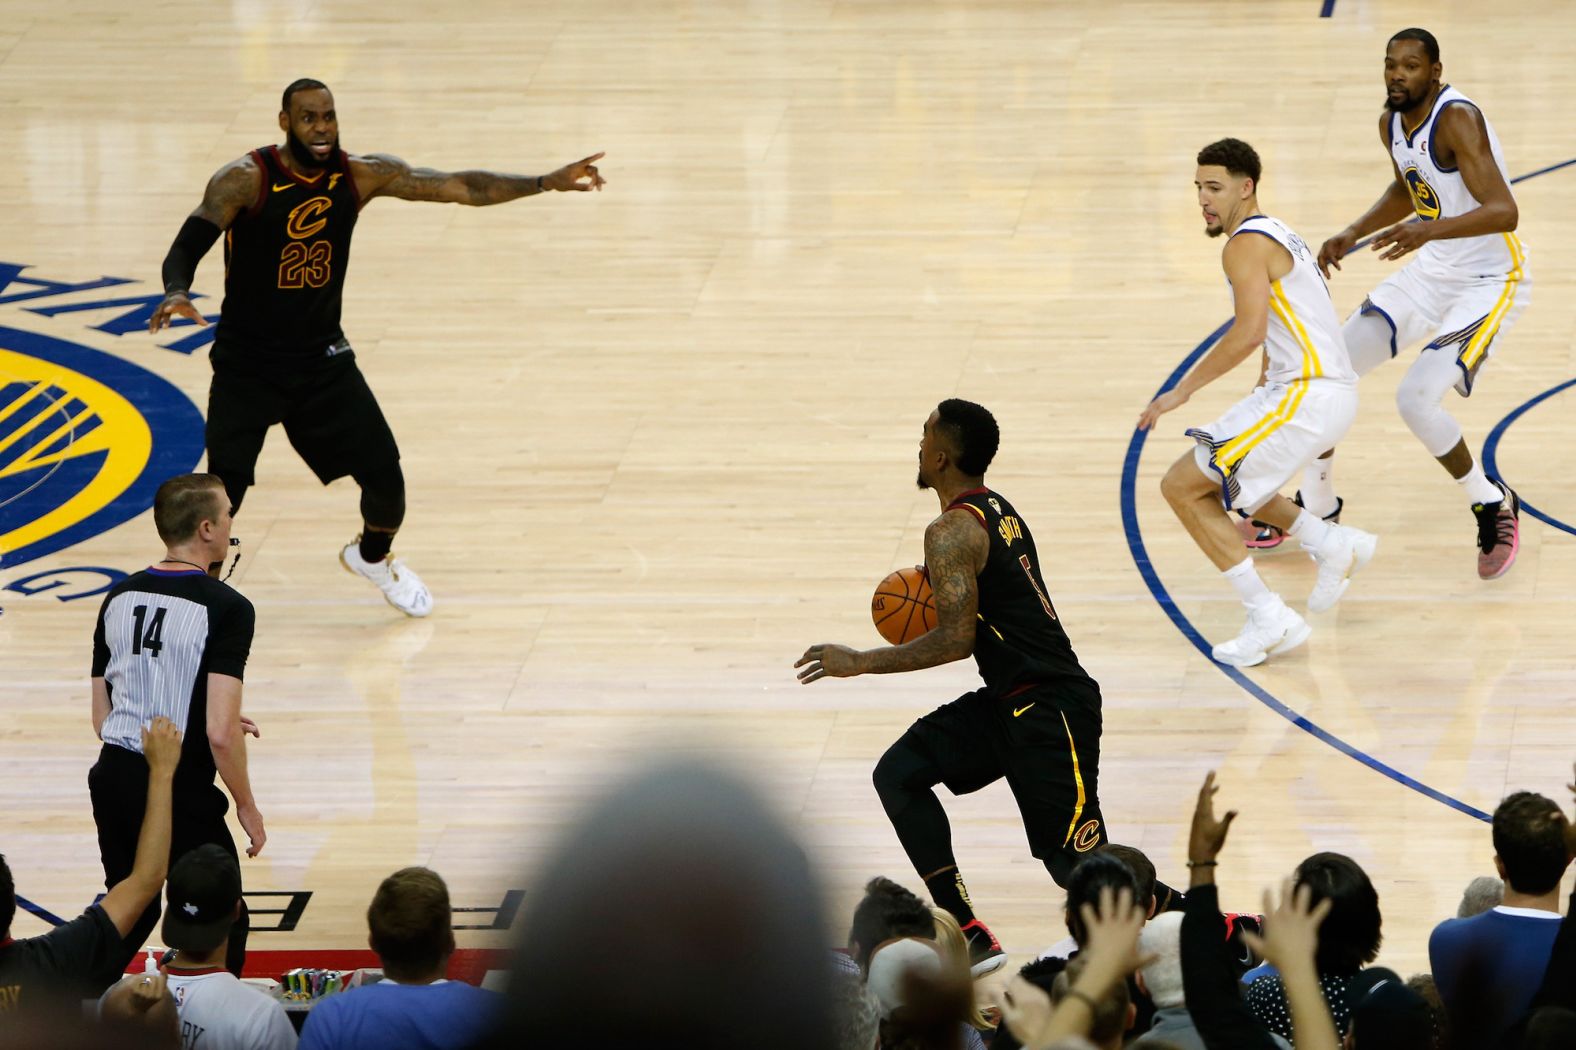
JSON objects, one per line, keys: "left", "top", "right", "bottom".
{"left": 103, "top": 845, "right": 294, "bottom": 1050}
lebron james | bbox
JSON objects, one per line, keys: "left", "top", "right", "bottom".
{"left": 150, "top": 78, "right": 605, "bottom": 615}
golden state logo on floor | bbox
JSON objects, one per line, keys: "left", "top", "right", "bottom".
{"left": 0, "top": 326, "right": 202, "bottom": 569}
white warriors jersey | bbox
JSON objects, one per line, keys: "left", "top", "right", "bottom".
{"left": 1390, "top": 85, "right": 1523, "bottom": 276}
{"left": 1229, "top": 215, "right": 1357, "bottom": 387}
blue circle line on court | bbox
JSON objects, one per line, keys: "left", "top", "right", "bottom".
{"left": 1119, "top": 321, "right": 1493, "bottom": 823}
{"left": 1120, "top": 153, "right": 1576, "bottom": 823}
{"left": 1481, "top": 376, "right": 1576, "bottom": 538}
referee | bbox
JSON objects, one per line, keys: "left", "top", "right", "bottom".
{"left": 89, "top": 472, "right": 265, "bottom": 979}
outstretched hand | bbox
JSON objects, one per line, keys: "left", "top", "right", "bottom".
{"left": 148, "top": 293, "right": 208, "bottom": 333}
{"left": 129, "top": 965, "right": 170, "bottom": 1012}
{"left": 1240, "top": 878, "right": 1332, "bottom": 973}
{"left": 1138, "top": 389, "right": 1189, "bottom": 431}
{"left": 1188, "top": 770, "right": 1237, "bottom": 866}
{"left": 1370, "top": 218, "right": 1431, "bottom": 261}
{"left": 544, "top": 152, "right": 606, "bottom": 192}
{"left": 794, "top": 643, "right": 861, "bottom": 684}
{"left": 1000, "top": 887, "right": 1155, "bottom": 1049}
{"left": 1316, "top": 229, "right": 1357, "bottom": 279}
{"left": 141, "top": 717, "right": 184, "bottom": 778}
{"left": 1076, "top": 885, "right": 1157, "bottom": 992}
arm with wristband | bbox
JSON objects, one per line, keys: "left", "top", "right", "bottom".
{"left": 1179, "top": 772, "right": 1286, "bottom": 1050}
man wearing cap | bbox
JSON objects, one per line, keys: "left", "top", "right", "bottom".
{"left": 101, "top": 845, "right": 295, "bottom": 1049}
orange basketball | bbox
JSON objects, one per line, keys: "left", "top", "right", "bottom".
{"left": 871, "top": 566, "right": 937, "bottom": 645}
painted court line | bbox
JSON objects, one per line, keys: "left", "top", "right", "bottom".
{"left": 1122, "top": 156, "right": 1576, "bottom": 823}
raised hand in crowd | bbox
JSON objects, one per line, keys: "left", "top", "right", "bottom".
{"left": 1242, "top": 880, "right": 1338, "bottom": 1050}
{"left": 1000, "top": 886, "right": 1153, "bottom": 1050}
{"left": 1187, "top": 770, "right": 1238, "bottom": 887}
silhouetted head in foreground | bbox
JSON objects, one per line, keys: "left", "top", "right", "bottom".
{"left": 482, "top": 761, "right": 837, "bottom": 1049}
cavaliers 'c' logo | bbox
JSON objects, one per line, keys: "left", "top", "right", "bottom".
{"left": 1072, "top": 819, "right": 1102, "bottom": 853}
{"left": 0, "top": 326, "right": 202, "bottom": 570}
{"left": 286, "top": 196, "right": 334, "bottom": 239}
{"left": 1404, "top": 167, "right": 1442, "bottom": 221}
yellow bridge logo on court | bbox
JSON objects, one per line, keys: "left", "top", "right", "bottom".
{"left": 0, "top": 325, "right": 203, "bottom": 570}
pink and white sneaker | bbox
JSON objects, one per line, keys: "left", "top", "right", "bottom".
{"left": 1474, "top": 481, "right": 1520, "bottom": 580}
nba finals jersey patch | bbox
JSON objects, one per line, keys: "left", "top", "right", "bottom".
{"left": 1404, "top": 167, "right": 1442, "bottom": 220}
{"left": 0, "top": 326, "right": 203, "bottom": 569}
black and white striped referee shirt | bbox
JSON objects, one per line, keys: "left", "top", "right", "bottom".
{"left": 91, "top": 567, "right": 254, "bottom": 782}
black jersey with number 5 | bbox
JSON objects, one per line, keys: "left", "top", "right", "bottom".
{"left": 216, "top": 144, "right": 361, "bottom": 359}
{"left": 91, "top": 568, "right": 255, "bottom": 787}
{"left": 945, "top": 487, "right": 1097, "bottom": 698}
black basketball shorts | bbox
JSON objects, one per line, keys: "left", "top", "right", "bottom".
{"left": 206, "top": 341, "right": 400, "bottom": 490}
{"left": 904, "top": 683, "right": 1107, "bottom": 882}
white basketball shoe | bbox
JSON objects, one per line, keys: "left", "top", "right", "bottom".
{"left": 339, "top": 539, "right": 433, "bottom": 617}
{"left": 1304, "top": 524, "right": 1378, "bottom": 614}
{"left": 1212, "top": 599, "right": 1311, "bottom": 668}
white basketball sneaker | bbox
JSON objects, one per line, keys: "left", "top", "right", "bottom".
{"left": 1212, "top": 599, "right": 1311, "bottom": 668}
{"left": 1304, "top": 524, "right": 1378, "bottom": 614}
{"left": 339, "top": 539, "right": 433, "bottom": 617}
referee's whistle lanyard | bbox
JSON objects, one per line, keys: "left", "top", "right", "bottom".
{"left": 162, "top": 537, "right": 242, "bottom": 582}
{"left": 218, "top": 536, "right": 242, "bottom": 582}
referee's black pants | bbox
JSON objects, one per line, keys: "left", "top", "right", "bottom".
{"left": 87, "top": 744, "right": 250, "bottom": 983}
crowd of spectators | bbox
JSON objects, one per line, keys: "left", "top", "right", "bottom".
{"left": 3, "top": 758, "right": 1573, "bottom": 1049}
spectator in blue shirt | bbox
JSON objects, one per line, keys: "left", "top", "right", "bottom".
{"left": 1429, "top": 791, "right": 1572, "bottom": 1048}
{"left": 298, "top": 867, "right": 497, "bottom": 1050}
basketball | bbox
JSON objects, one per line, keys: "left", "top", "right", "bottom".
{"left": 871, "top": 567, "right": 937, "bottom": 645}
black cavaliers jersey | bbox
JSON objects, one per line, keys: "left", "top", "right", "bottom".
{"left": 216, "top": 144, "right": 360, "bottom": 359}
{"left": 946, "top": 488, "right": 1096, "bottom": 698}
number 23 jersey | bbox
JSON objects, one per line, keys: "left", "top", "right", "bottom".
{"left": 217, "top": 144, "right": 361, "bottom": 359}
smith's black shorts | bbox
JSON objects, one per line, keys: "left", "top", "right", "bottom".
{"left": 206, "top": 340, "right": 400, "bottom": 491}
{"left": 904, "top": 681, "right": 1106, "bottom": 882}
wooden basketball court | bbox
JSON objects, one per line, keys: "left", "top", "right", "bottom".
{"left": 3, "top": 0, "right": 1572, "bottom": 978}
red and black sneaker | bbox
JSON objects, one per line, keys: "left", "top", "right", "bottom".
{"left": 960, "top": 918, "right": 1007, "bottom": 978}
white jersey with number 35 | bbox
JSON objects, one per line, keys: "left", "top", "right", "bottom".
{"left": 1389, "top": 85, "right": 1522, "bottom": 277}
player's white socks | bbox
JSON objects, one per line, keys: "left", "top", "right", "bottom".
{"left": 1222, "top": 557, "right": 1278, "bottom": 610}
{"left": 1301, "top": 457, "right": 1338, "bottom": 518}
{"left": 1457, "top": 459, "right": 1503, "bottom": 506}
{"left": 1289, "top": 509, "right": 1333, "bottom": 552}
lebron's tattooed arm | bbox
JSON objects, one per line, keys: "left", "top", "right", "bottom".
{"left": 1373, "top": 103, "right": 1518, "bottom": 261}
{"left": 1317, "top": 114, "right": 1417, "bottom": 277}
{"left": 795, "top": 510, "right": 985, "bottom": 683}
{"left": 150, "top": 157, "right": 263, "bottom": 332}
{"left": 353, "top": 151, "right": 605, "bottom": 205}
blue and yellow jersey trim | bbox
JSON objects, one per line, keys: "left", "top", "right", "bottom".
{"left": 1457, "top": 233, "right": 1526, "bottom": 374}
{"left": 1268, "top": 279, "right": 1324, "bottom": 381}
